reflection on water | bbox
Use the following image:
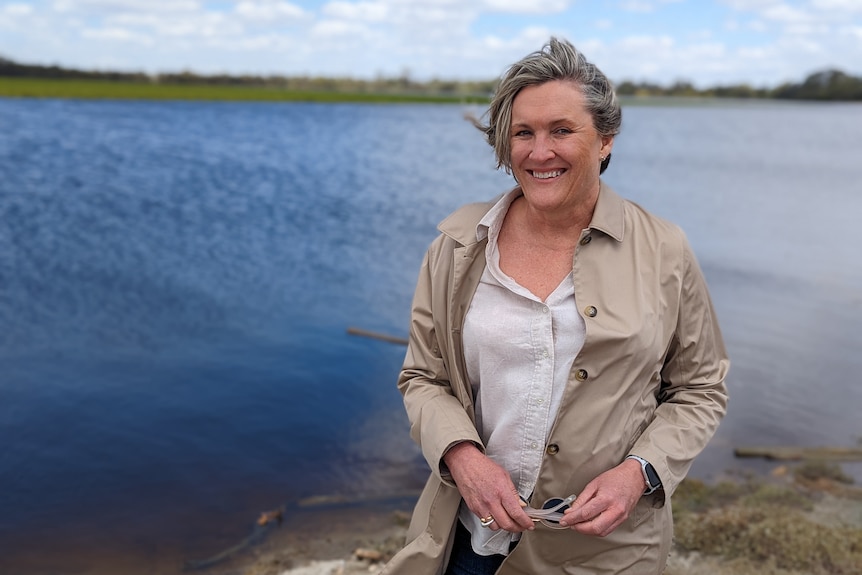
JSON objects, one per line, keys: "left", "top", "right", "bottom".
{"left": 607, "top": 101, "right": 862, "bottom": 483}
{"left": 1, "top": 98, "right": 861, "bottom": 573}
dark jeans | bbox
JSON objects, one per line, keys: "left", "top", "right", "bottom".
{"left": 444, "top": 521, "right": 509, "bottom": 575}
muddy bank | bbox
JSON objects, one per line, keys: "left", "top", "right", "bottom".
{"left": 237, "top": 461, "right": 862, "bottom": 575}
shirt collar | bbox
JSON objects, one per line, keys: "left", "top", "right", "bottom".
{"left": 476, "top": 188, "right": 522, "bottom": 242}
{"left": 475, "top": 181, "right": 626, "bottom": 243}
{"left": 440, "top": 180, "right": 626, "bottom": 246}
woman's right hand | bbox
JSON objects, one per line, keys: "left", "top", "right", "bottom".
{"left": 443, "top": 442, "right": 535, "bottom": 533}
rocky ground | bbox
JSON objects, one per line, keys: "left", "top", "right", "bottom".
{"left": 235, "top": 460, "right": 862, "bottom": 575}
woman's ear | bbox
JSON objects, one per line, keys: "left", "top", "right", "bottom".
{"left": 600, "top": 136, "right": 614, "bottom": 159}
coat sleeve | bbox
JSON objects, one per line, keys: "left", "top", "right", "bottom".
{"left": 630, "top": 231, "right": 729, "bottom": 498}
{"left": 397, "top": 238, "right": 483, "bottom": 486}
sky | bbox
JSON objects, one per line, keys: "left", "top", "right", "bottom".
{"left": 1, "top": 0, "right": 861, "bottom": 88}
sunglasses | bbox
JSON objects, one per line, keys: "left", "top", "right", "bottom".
{"left": 520, "top": 494, "right": 576, "bottom": 529}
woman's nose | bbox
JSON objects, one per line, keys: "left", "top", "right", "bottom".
{"left": 529, "top": 133, "right": 555, "bottom": 161}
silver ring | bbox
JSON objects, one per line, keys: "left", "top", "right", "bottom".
{"left": 480, "top": 515, "right": 495, "bottom": 527}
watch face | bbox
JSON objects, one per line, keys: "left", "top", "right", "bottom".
{"left": 644, "top": 463, "right": 661, "bottom": 488}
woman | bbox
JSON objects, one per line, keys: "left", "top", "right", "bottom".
{"left": 382, "top": 38, "right": 729, "bottom": 575}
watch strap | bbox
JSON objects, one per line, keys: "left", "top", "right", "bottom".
{"left": 626, "top": 455, "right": 662, "bottom": 495}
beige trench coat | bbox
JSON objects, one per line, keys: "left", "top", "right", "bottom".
{"left": 381, "top": 182, "right": 729, "bottom": 574}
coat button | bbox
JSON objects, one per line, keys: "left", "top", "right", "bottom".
{"left": 580, "top": 235, "right": 592, "bottom": 246}
{"left": 575, "top": 369, "right": 589, "bottom": 381}
{"left": 584, "top": 306, "right": 597, "bottom": 317}
{"left": 546, "top": 444, "right": 560, "bottom": 455}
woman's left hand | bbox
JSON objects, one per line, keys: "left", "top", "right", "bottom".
{"left": 558, "top": 459, "right": 644, "bottom": 537}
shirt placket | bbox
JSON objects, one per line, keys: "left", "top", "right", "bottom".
{"left": 518, "top": 300, "right": 555, "bottom": 495}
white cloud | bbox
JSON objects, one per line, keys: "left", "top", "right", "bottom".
{"left": 81, "top": 26, "right": 152, "bottom": 43}
{"left": 594, "top": 18, "right": 613, "bottom": 30}
{"left": 1, "top": 0, "right": 860, "bottom": 85}
{"left": 620, "top": 0, "right": 657, "bottom": 12}
{"left": 231, "top": 34, "right": 285, "bottom": 51}
{"left": 748, "top": 19, "right": 768, "bottom": 32}
{"left": 3, "top": 3, "right": 34, "bottom": 15}
{"left": 322, "top": 1, "right": 388, "bottom": 22}
{"left": 618, "top": 0, "right": 685, "bottom": 14}
{"left": 53, "top": 0, "right": 201, "bottom": 13}
{"left": 0, "top": 3, "right": 33, "bottom": 30}
{"left": 718, "top": 0, "right": 781, "bottom": 10}
{"left": 619, "top": 34, "right": 675, "bottom": 50}
{"left": 482, "top": 0, "right": 570, "bottom": 14}
{"left": 784, "top": 22, "right": 831, "bottom": 35}
{"left": 104, "top": 11, "right": 244, "bottom": 38}
{"left": 761, "top": 4, "right": 810, "bottom": 22}
{"left": 687, "top": 29, "right": 714, "bottom": 41}
{"left": 811, "top": 0, "right": 862, "bottom": 11}
{"left": 310, "top": 19, "right": 374, "bottom": 39}
{"left": 737, "top": 45, "right": 772, "bottom": 59}
{"left": 720, "top": 0, "right": 860, "bottom": 26}
{"left": 235, "top": 1, "right": 306, "bottom": 22}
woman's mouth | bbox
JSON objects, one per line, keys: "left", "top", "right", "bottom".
{"left": 530, "top": 169, "right": 563, "bottom": 179}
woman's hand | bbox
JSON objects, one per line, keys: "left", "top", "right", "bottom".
{"left": 443, "top": 442, "right": 535, "bottom": 533}
{"left": 559, "top": 459, "right": 644, "bottom": 536}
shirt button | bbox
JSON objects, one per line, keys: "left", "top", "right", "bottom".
{"left": 580, "top": 235, "right": 592, "bottom": 246}
{"left": 542, "top": 306, "right": 549, "bottom": 313}
{"left": 531, "top": 442, "right": 538, "bottom": 449}
{"left": 543, "top": 350, "right": 549, "bottom": 358}
{"left": 575, "top": 369, "right": 589, "bottom": 381}
{"left": 546, "top": 444, "right": 560, "bottom": 455}
{"left": 584, "top": 305, "right": 597, "bottom": 317}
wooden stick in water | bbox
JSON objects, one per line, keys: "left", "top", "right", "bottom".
{"left": 734, "top": 446, "right": 862, "bottom": 461}
{"left": 347, "top": 326, "right": 408, "bottom": 346}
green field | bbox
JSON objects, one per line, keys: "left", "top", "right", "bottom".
{"left": 1, "top": 76, "right": 796, "bottom": 108}
{"left": 0, "top": 77, "right": 490, "bottom": 104}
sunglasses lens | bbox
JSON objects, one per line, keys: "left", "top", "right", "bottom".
{"left": 542, "top": 497, "right": 570, "bottom": 515}
{"left": 539, "top": 497, "right": 570, "bottom": 529}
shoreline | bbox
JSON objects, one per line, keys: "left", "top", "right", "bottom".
{"left": 239, "top": 460, "right": 862, "bottom": 575}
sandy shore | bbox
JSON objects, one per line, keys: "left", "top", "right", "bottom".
{"left": 235, "top": 461, "right": 862, "bottom": 575}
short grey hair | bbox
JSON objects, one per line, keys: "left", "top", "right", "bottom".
{"left": 477, "top": 37, "right": 622, "bottom": 174}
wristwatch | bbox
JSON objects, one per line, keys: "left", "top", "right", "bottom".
{"left": 626, "top": 455, "right": 662, "bottom": 495}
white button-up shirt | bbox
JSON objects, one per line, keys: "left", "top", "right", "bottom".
{"left": 458, "top": 190, "right": 586, "bottom": 555}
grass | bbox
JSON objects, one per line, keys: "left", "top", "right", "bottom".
{"left": 0, "top": 77, "right": 783, "bottom": 107}
{"left": 671, "top": 462, "right": 862, "bottom": 575}
{"left": 0, "top": 77, "right": 489, "bottom": 104}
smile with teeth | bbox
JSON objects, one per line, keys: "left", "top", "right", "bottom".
{"left": 531, "top": 169, "right": 563, "bottom": 179}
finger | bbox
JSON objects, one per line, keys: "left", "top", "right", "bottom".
{"left": 575, "top": 511, "right": 623, "bottom": 537}
{"left": 570, "top": 483, "right": 598, "bottom": 509}
{"left": 572, "top": 512, "right": 606, "bottom": 536}
{"left": 495, "top": 499, "right": 533, "bottom": 532}
{"left": 559, "top": 497, "right": 607, "bottom": 527}
{"left": 505, "top": 499, "right": 535, "bottom": 530}
{"left": 481, "top": 489, "right": 527, "bottom": 532}
{"left": 478, "top": 513, "right": 497, "bottom": 530}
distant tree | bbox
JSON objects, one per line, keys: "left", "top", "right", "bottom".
{"left": 774, "top": 69, "right": 862, "bottom": 100}
{"left": 615, "top": 80, "right": 637, "bottom": 96}
{"left": 2, "top": 56, "right": 861, "bottom": 101}
{"left": 709, "top": 84, "right": 770, "bottom": 99}
{"left": 668, "top": 80, "right": 697, "bottom": 97}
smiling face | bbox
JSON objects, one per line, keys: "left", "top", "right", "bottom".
{"left": 509, "top": 80, "right": 614, "bottom": 216}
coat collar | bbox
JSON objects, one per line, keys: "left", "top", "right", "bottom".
{"left": 437, "top": 195, "right": 502, "bottom": 246}
{"left": 437, "top": 180, "right": 626, "bottom": 245}
{"left": 589, "top": 180, "right": 626, "bottom": 243}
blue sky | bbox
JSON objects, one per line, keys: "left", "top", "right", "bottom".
{"left": 1, "top": 0, "right": 861, "bottom": 87}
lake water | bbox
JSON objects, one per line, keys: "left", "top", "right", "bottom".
{"left": 1, "top": 97, "right": 861, "bottom": 574}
